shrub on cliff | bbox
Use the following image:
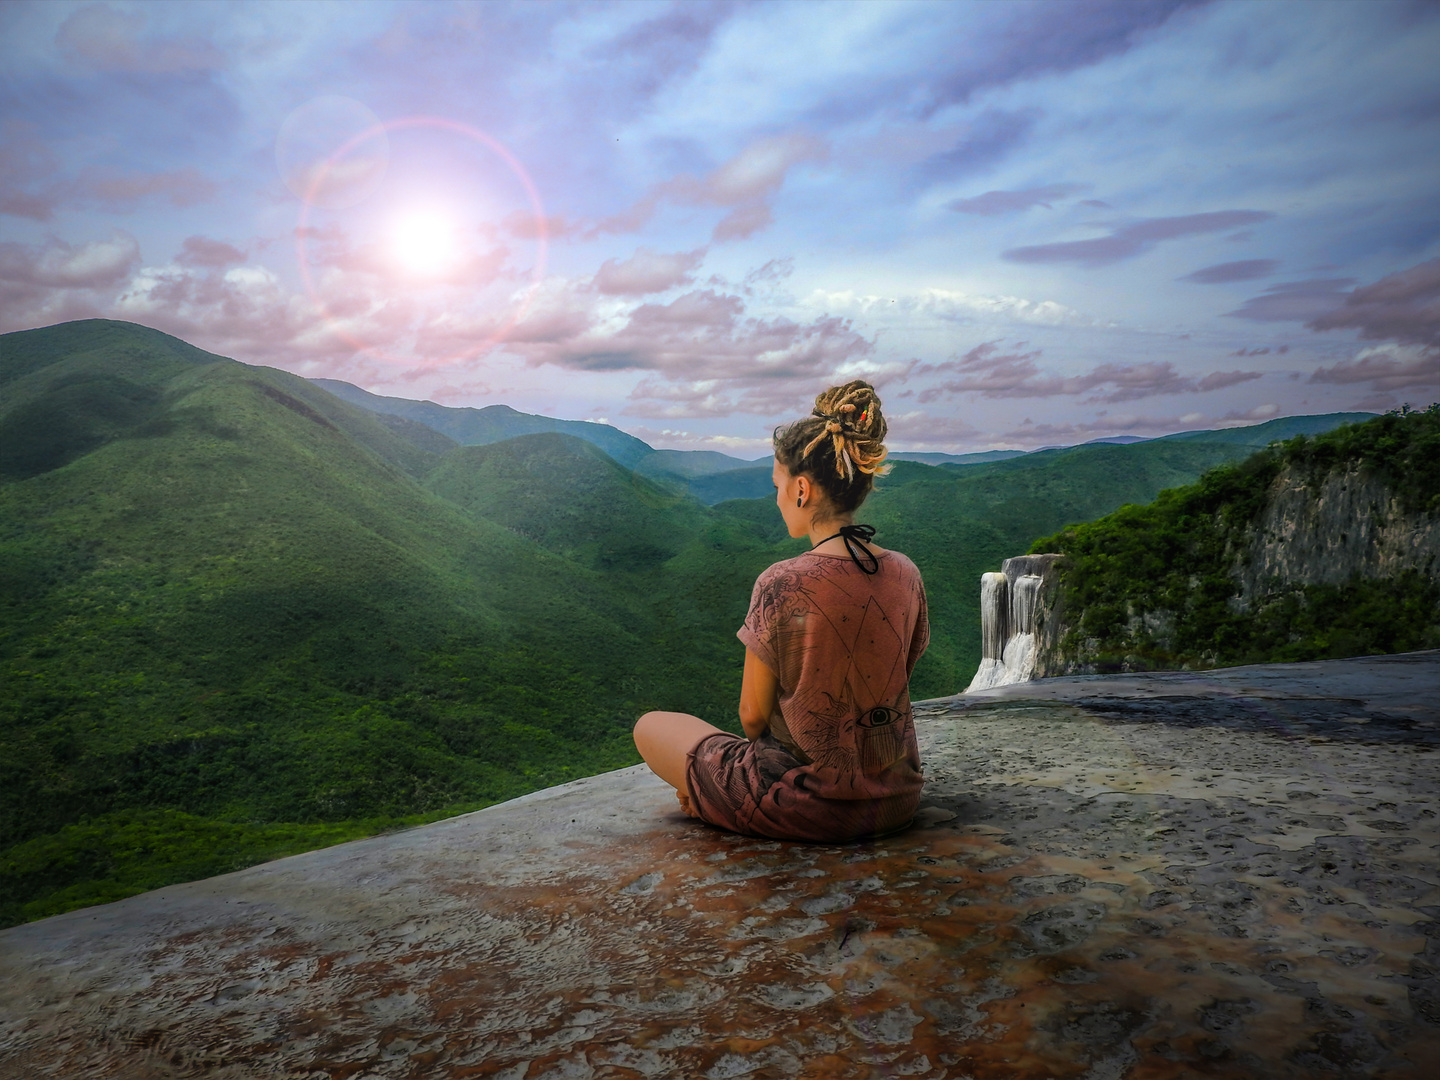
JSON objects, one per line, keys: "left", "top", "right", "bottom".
{"left": 1031, "top": 405, "right": 1440, "bottom": 671}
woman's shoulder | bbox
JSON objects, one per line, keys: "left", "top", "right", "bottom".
{"left": 881, "top": 547, "right": 921, "bottom": 576}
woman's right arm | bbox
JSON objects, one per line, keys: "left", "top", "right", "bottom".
{"left": 738, "top": 648, "right": 779, "bottom": 740}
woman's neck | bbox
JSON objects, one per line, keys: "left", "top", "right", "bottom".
{"left": 808, "top": 516, "right": 854, "bottom": 549}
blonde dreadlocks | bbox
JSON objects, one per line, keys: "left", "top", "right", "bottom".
{"left": 773, "top": 380, "right": 890, "bottom": 515}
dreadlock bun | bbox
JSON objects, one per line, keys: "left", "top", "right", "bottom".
{"left": 773, "top": 380, "right": 889, "bottom": 515}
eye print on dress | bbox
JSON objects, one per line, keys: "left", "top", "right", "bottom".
{"left": 858, "top": 705, "right": 898, "bottom": 728}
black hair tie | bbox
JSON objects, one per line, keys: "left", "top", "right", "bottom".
{"left": 816, "top": 523, "right": 879, "bottom": 575}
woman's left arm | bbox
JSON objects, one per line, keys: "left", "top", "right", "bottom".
{"left": 738, "top": 648, "right": 779, "bottom": 740}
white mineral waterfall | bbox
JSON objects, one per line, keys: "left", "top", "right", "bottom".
{"left": 966, "top": 572, "right": 1011, "bottom": 691}
{"left": 964, "top": 554, "right": 1061, "bottom": 692}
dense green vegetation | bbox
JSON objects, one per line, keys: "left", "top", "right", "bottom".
{"left": 0, "top": 319, "right": 1381, "bottom": 926}
{"left": 1030, "top": 406, "right": 1440, "bottom": 671}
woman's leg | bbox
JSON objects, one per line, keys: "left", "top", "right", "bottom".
{"left": 633, "top": 710, "right": 728, "bottom": 795}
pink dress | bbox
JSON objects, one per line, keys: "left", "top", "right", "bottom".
{"left": 685, "top": 547, "right": 929, "bottom": 842}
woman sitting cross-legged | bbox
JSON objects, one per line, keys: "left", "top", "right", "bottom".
{"left": 633, "top": 380, "right": 929, "bottom": 843}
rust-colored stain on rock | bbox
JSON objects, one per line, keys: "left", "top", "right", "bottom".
{"left": 1, "top": 653, "right": 1437, "bottom": 1078}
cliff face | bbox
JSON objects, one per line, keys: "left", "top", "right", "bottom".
{"left": 996, "top": 409, "right": 1440, "bottom": 680}
{"left": 1237, "top": 462, "right": 1440, "bottom": 602}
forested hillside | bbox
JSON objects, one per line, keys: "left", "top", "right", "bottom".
{"left": 1030, "top": 406, "right": 1440, "bottom": 672}
{"left": 0, "top": 319, "right": 1369, "bottom": 925}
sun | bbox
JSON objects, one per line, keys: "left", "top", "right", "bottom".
{"left": 389, "top": 208, "right": 462, "bottom": 277}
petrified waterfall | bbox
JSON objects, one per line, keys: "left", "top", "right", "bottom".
{"left": 965, "top": 554, "right": 1062, "bottom": 692}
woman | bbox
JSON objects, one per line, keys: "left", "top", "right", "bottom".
{"left": 633, "top": 380, "right": 928, "bottom": 842}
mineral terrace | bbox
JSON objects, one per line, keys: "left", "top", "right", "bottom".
{"left": 1, "top": 652, "right": 1437, "bottom": 1079}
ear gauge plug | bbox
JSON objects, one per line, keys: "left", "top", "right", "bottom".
{"left": 797, "top": 497, "right": 803, "bottom": 507}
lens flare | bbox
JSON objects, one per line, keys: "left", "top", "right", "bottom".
{"left": 390, "top": 207, "right": 462, "bottom": 277}
{"left": 294, "top": 116, "right": 548, "bottom": 369}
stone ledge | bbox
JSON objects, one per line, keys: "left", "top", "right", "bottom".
{"left": 2, "top": 653, "right": 1437, "bottom": 1078}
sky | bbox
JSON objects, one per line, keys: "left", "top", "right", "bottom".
{"left": 1, "top": 1, "right": 1438, "bottom": 456}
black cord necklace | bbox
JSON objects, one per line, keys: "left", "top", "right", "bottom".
{"left": 813, "top": 522, "right": 880, "bottom": 575}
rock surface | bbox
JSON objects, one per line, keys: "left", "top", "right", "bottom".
{"left": 1239, "top": 463, "right": 1440, "bottom": 600}
{"left": 2, "top": 652, "right": 1438, "bottom": 1079}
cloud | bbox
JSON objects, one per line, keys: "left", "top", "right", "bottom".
{"left": 55, "top": 3, "right": 224, "bottom": 74}
{"left": 482, "top": 283, "right": 874, "bottom": 417}
{"left": 176, "top": 236, "right": 246, "bottom": 269}
{"left": 594, "top": 247, "right": 705, "bottom": 296}
{"left": 78, "top": 168, "right": 218, "bottom": 210}
{"left": 593, "top": 132, "right": 827, "bottom": 242}
{"left": 1179, "top": 259, "right": 1278, "bottom": 284}
{"left": 922, "top": 0, "right": 1207, "bottom": 113}
{"left": 996, "top": 401, "right": 1285, "bottom": 449}
{"left": 919, "top": 109, "right": 1039, "bottom": 181}
{"left": 0, "top": 232, "right": 140, "bottom": 289}
{"left": 812, "top": 287, "right": 1093, "bottom": 329}
{"left": 1195, "top": 369, "right": 1264, "bottom": 392}
{"left": 586, "top": 2, "right": 738, "bottom": 104}
{"left": 1225, "top": 278, "right": 1355, "bottom": 323}
{"left": 1230, "top": 345, "right": 1289, "bottom": 356}
{"left": 502, "top": 212, "right": 582, "bottom": 241}
{"left": 947, "top": 183, "right": 1087, "bottom": 216}
{"left": 914, "top": 340, "right": 1261, "bottom": 403}
{"left": 712, "top": 203, "right": 774, "bottom": 242}
{"left": 1004, "top": 210, "right": 1276, "bottom": 267}
{"left": 0, "top": 119, "right": 217, "bottom": 218}
{"left": 0, "top": 121, "right": 58, "bottom": 221}
{"left": 1308, "top": 344, "right": 1440, "bottom": 392}
{"left": 1306, "top": 258, "right": 1440, "bottom": 347}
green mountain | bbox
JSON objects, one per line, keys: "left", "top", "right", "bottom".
{"left": 1157, "top": 411, "right": 1376, "bottom": 446}
{"left": 1030, "top": 407, "right": 1440, "bottom": 671}
{"left": 0, "top": 321, "right": 741, "bottom": 926}
{"left": 890, "top": 449, "right": 1027, "bottom": 465}
{"left": 314, "top": 377, "right": 663, "bottom": 470}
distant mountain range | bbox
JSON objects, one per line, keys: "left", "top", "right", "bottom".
{"left": 312, "top": 376, "right": 1375, "bottom": 503}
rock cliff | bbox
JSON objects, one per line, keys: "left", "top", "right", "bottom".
{"left": 975, "top": 409, "right": 1440, "bottom": 682}
{"left": 1237, "top": 461, "right": 1440, "bottom": 601}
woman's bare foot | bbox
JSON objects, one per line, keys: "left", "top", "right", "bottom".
{"left": 676, "top": 790, "right": 699, "bottom": 818}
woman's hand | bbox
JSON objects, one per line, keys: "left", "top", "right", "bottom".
{"left": 739, "top": 648, "right": 779, "bottom": 740}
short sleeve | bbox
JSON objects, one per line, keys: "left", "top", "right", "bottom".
{"left": 736, "top": 564, "right": 781, "bottom": 674}
{"left": 905, "top": 564, "right": 929, "bottom": 677}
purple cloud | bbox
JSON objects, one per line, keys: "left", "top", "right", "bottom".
{"left": 919, "top": 109, "right": 1039, "bottom": 181}
{"left": 55, "top": 3, "right": 224, "bottom": 75}
{"left": 176, "top": 236, "right": 245, "bottom": 268}
{"left": 922, "top": 1, "right": 1208, "bottom": 113}
{"left": 593, "top": 248, "right": 705, "bottom": 296}
{"left": 1309, "top": 350, "right": 1440, "bottom": 392}
{"left": 1225, "top": 278, "right": 1355, "bottom": 323}
{"left": 1306, "top": 258, "right": 1440, "bottom": 347}
{"left": 1230, "top": 345, "right": 1289, "bottom": 356}
{"left": 479, "top": 286, "right": 874, "bottom": 416}
{"left": 1004, "top": 210, "right": 1275, "bottom": 267}
{"left": 592, "top": 133, "right": 826, "bottom": 243}
{"left": 0, "top": 117, "right": 217, "bottom": 219}
{"left": 914, "top": 340, "right": 1261, "bottom": 403}
{"left": 592, "top": 2, "right": 737, "bottom": 100}
{"left": 1179, "top": 259, "right": 1278, "bottom": 284}
{"left": 0, "top": 232, "right": 140, "bottom": 288}
{"left": 948, "top": 183, "right": 1087, "bottom": 216}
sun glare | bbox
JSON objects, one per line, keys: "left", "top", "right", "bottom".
{"left": 390, "top": 208, "right": 462, "bottom": 277}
